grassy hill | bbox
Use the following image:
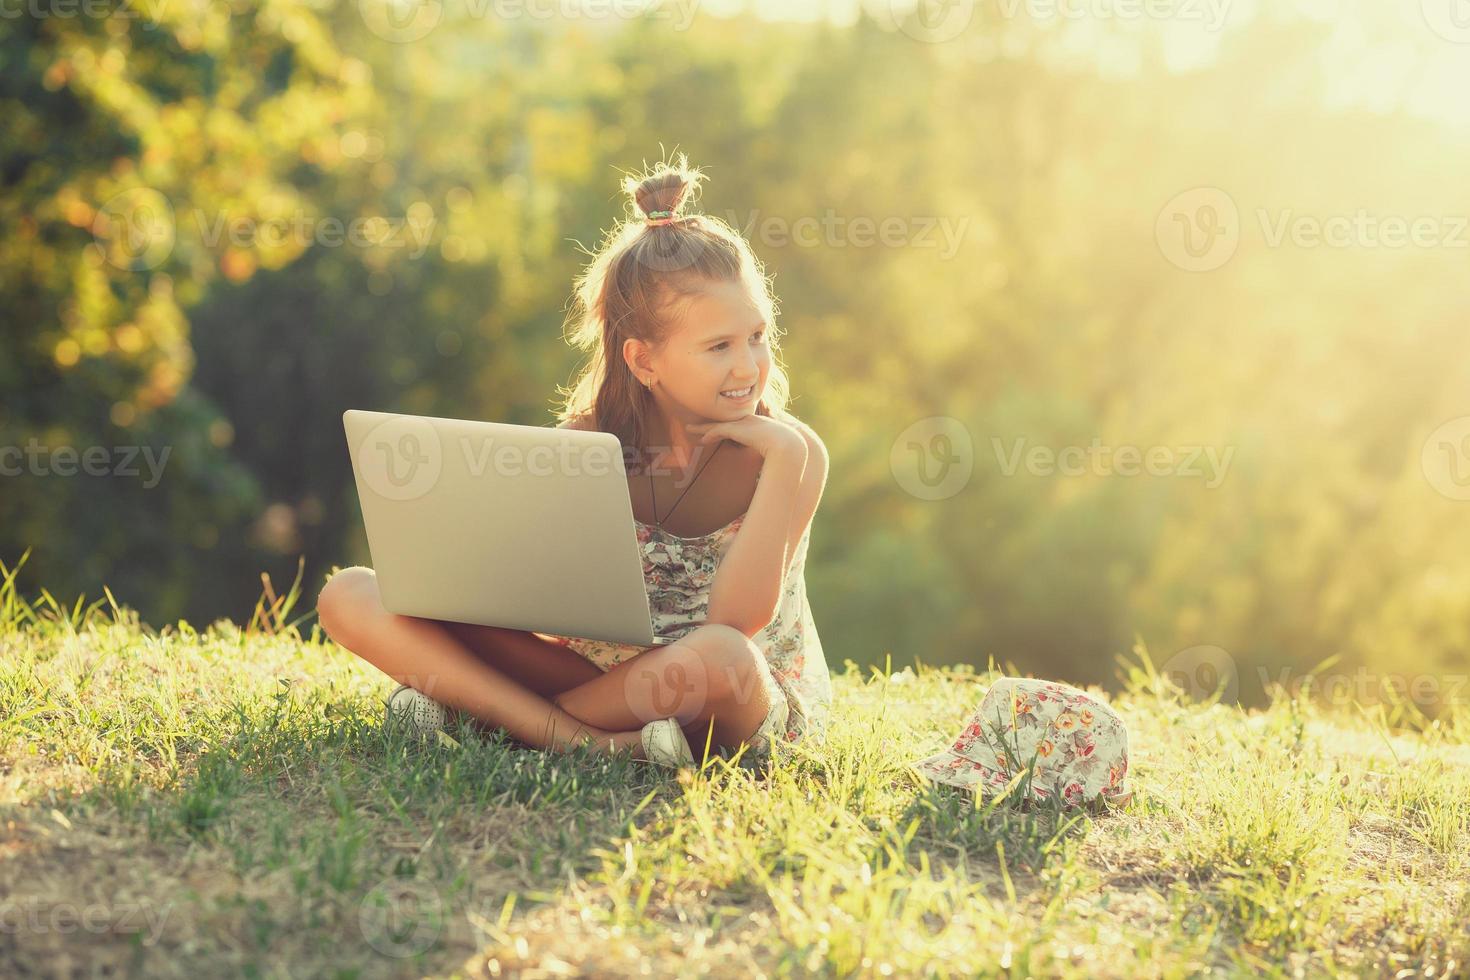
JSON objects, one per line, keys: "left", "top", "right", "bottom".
{"left": 1, "top": 576, "right": 1467, "bottom": 978}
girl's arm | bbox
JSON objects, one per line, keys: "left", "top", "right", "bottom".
{"left": 776, "top": 419, "right": 829, "bottom": 560}
{"left": 697, "top": 418, "right": 829, "bottom": 638}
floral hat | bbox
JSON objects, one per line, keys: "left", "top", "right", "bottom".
{"left": 911, "top": 676, "right": 1131, "bottom": 808}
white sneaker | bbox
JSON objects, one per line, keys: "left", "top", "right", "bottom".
{"left": 639, "top": 718, "right": 696, "bottom": 769}
{"left": 385, "top": 684, "right": 450, "bottom": 736}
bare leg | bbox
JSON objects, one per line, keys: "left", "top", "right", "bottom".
{"left": 552, "top": 624, "right": 776, "bottom": 756}
{"left": 316, "top": 567, "right": 644, "bottom": 757}
{"left": 430, "top": 620, "right": 776, "bottom": 759}
{"left": 439, "top": 620, "right": 606, "bottom": 700}
{"left": 435, "top": 621, "right": 621, "bottom": 748}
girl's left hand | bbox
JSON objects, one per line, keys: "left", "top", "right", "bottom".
{"left": 686, "top": 414, "right": 806, "bottom": 461}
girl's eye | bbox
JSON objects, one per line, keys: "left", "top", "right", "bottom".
{"left": 712, "top": 331, "right": 765, "bottom": 352}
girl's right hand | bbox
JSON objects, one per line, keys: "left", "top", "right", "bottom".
{"left": 685, "top": 414, "right": 806, "bottom": 461}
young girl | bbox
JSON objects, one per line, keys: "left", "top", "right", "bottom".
{"left": 316, "top": 154, "right": 832, "bottom": 769}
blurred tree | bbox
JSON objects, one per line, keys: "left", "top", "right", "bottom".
{"left": 0, "top": 0, "right": 371, "bottom": 621}
{"left": 4, "top": 2, "right": 1467, "bottom": 706}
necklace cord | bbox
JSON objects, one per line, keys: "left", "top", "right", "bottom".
{"left": 649, "top": 438, "right": 723, "bottom": 529}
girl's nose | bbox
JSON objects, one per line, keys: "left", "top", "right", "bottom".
{"left": 737, "top": 348, "right": 760, "bottom": 377}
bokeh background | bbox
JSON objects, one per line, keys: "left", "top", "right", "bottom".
{"left": 5, "top": 0, "right": 1469, "bottom": 707}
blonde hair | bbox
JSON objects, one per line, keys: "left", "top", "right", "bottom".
{"left": 554, "top": 152, "right": 793, "bottom": 474}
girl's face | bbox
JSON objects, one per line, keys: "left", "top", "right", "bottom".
{"left": 629, "top": 278, "right": 771, "bottom": 425}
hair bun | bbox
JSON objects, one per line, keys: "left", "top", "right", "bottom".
{"left": 624, "top": 152, "right": 705, "bottom": 222}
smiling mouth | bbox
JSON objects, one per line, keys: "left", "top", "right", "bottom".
{"left": 720, "top": 385, "right": 755, "bottom": 400}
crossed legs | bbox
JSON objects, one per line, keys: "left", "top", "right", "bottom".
{"left": 314, "top": 566, "right": 776, "bottom": 760}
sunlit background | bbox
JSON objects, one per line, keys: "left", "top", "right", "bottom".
{"left": 5, "top": 0, "right": 1469, "bottom": 709}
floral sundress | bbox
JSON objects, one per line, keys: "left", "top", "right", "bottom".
{"left": 533, "top": 467, "right": 833, "bottom": 756}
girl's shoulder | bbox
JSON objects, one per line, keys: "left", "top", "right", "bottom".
{"left": 770, "top": 405, "right": 816, "bottom": 432}
{"left": 774, "top": 411, "right": 827, "bottom": 467}
{"left": 556, "top": 411, "right": 598, "bottom": 432}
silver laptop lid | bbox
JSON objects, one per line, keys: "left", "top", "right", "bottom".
{"left": 343, "top": 409, "right": 660, "bottom": 646}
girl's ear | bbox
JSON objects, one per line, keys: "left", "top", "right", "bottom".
{"left": 623, "top": 336, "right": 652, "bottom": 381}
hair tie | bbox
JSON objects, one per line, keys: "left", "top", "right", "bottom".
{"left": 645, "top": 209, "right": 678, "bottom": 226}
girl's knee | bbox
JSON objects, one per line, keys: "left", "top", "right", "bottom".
{"left": 316, "top": 566, "right": 382, "bottom": 644}
{"left": 617, "top": 627, "right": 761, "bottom": 726}
{"left": 688, "top": 625, "right": 767, "bottom": 705}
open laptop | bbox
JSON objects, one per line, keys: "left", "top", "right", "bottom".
{"left": 342, "top": 409, "right": 672, "bottom": 647}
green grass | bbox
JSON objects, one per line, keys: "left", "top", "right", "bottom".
{"left": 2, "top": 563, "right": 1468, "bottom": 977}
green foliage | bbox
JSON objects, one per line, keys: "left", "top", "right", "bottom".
{"left": 4, "top": 3, "right": 1468, "bottom": 700}
{"left": 1, "top": 0, "right": 366, "bottom": 618}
